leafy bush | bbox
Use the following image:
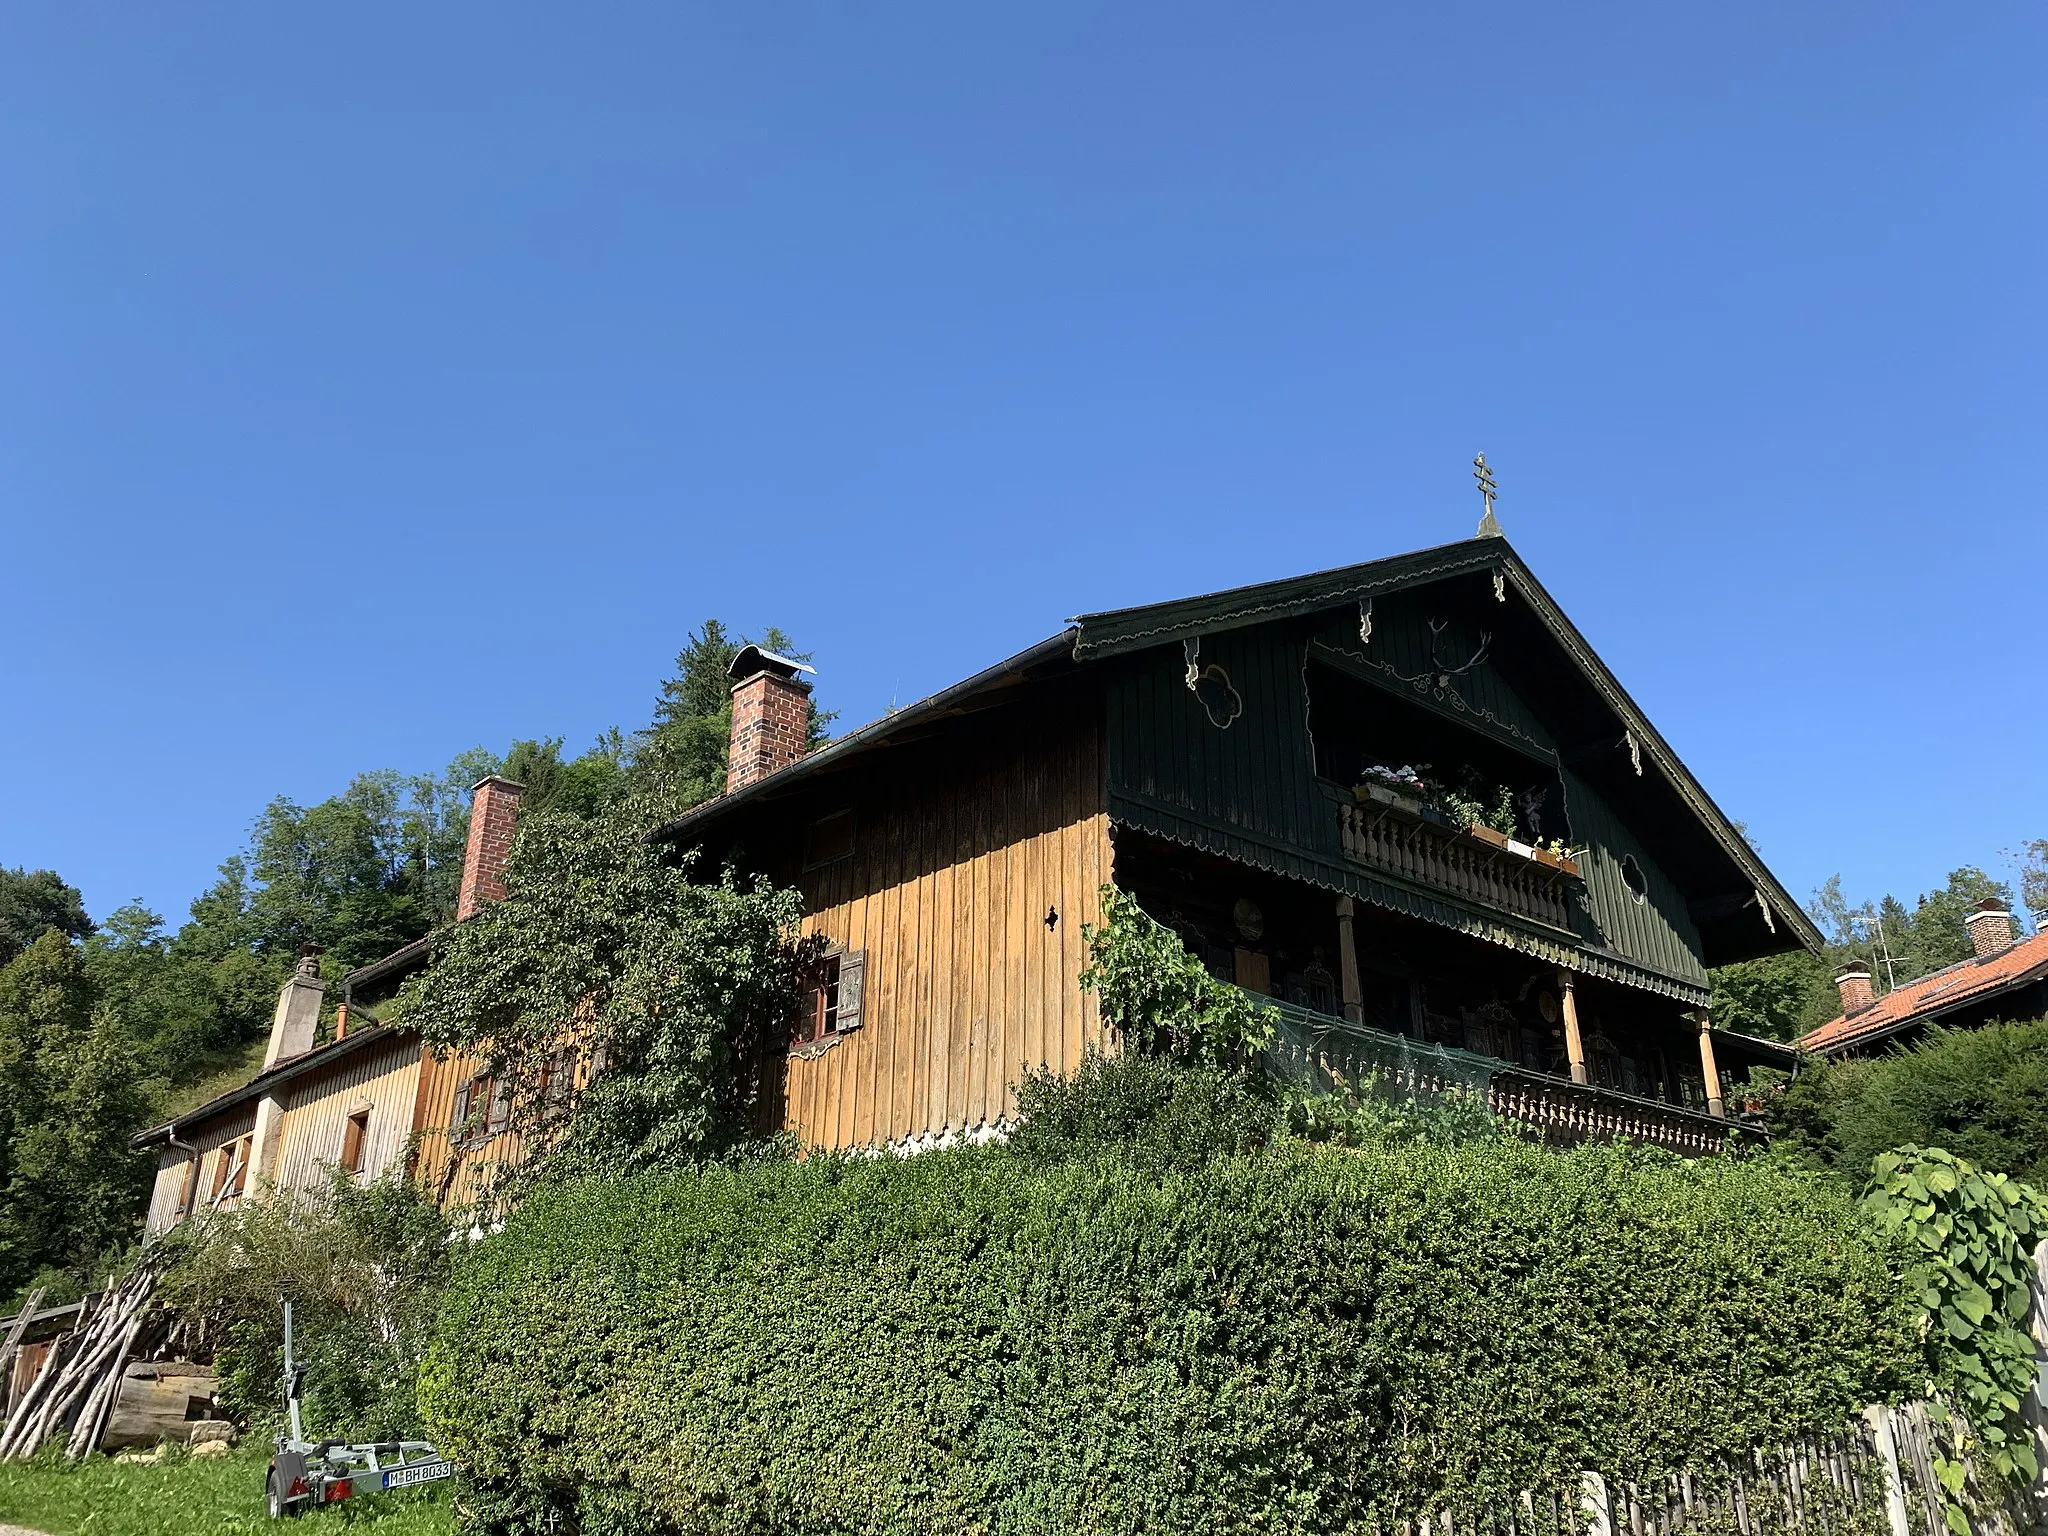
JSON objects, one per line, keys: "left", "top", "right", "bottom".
{"left": 1078, "top": 886, "right": 1276, "bottom": 1065}
{"left": 1774, "top": 1021, "right": 2048, "bottom": 1184}
{"left": 1007, "top": 1049, "right": 1278, "bottom": 1174}
{"left": 1281, "top": 1073, "right": 1502, "bottom": 1147}
{"left": 159, "top": 1173, "right": 453, "bottom": 1440}
{"left": 404, "top": 809, "right": 816, "bottom": 1189}
{"left": 424, "top": 1139, "right": 1918, "bottom": 1536}
{"left": 1862, "top": 1146, "right": 2048, "bottom": 1520}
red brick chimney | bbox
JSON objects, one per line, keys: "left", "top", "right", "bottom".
{"left": 1964, "top": 900, "right": 2015, "bottom": 960}
{"left": 457, "top": 775, "right": 525, "bottom": 920}
{"left": 727, "top": 645, "right": 815, "bottom": 793}
{"left": 1833, "top": 963, "right": 1875, "bottom": 1015}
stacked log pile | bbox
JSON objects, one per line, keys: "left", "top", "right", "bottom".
{"left": 0, "top": 1253, "right": 169, "bottom": 1461}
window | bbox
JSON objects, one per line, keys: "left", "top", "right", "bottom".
{"left": 1620, "top": 854, "right": 1648, "bottom": 904}
{"left": 217, "top": 1136, "right": 251, "bottom": 1200}
{"left": 339, "top": 1109, "right": 371, "bottom": 1175}
{"left": 792, "top": 948, "right": 865, "bottom": 1048}
{"left": 451, "top": 1075, "right": 487, "bottom": 1148}
{"left": 804, "top": 811, "right": 856, "bottom": 868}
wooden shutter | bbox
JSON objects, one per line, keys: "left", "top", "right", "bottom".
{"left": 836, "top": 949, "right": 865, "bottom": 1033}
{"left": 451, "top": 1078, "right": 474, "bottom": 1146}
{"left": 486, "top": 1078, "right": 512, "bottom": 1136}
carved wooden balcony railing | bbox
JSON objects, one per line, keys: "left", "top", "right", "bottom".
{"left": 1262, "top": 997, "right": 1762, "bottom": 1159}
{"left": 1336, "top": 791, "right": 1579, "bottom": 932}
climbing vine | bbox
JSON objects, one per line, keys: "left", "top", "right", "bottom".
{"left": 1077, "top": 885, "right": 1275, "bottom": 1067}
{"left": 1862, "top": 1145, "right": 2048, "bottom": 1529}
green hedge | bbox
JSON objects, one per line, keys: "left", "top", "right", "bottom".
{"left": 423, "top": 1139, "right": 1918, "bottom": 1536}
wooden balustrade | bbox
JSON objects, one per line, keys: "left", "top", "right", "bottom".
{"left": 1336, "top": 799, "right": 1577, "bottom": 931}
{"left": 1486, "top": 1069, "right": 1757, "bottom": 1158}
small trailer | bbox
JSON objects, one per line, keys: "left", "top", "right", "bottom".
{"left": 264, "top": 1302, "right": 452, "bottom": 1518}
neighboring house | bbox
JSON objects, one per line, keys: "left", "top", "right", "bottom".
{"left": 1799, "top": 902, "right": 2048, "bottom": 1059}
{"left": 131, "top": 781, "right": 527, "bottom": 1232}
{"left": 135, "top": 528, "right": 1817, "bottom": 1214}
{"left": 662, "top": 530, "right": 1810, "bottom": 1156}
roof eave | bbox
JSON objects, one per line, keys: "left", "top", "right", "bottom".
{"left": 649, "top": 628, "right": 1079, "bottom": 847}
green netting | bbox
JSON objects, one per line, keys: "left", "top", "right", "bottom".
{"left": 1260, "top": 995, "right": 1501, "bottom": 1106}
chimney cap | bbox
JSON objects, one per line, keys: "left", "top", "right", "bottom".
{"left": 1966, "top": 899, "right": 2012, "bottom": 921}
{"left": 729, "top": 644, "right": 817, "bottom": 685}
{"left": 1833, "top": 962, "right": 1872, "bottom": 981}
{"left": 469, "top": 774, "right": 526, "bottom": 795}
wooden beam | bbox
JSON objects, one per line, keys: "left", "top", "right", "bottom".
{"left": 1334, "top": 896, "right": 1364, "bottom": 1025}
{"left": 1559, "top": 969, "right": 1588, "bottom": 1085}
{"left": 1696, "top": 1011, "right": 1725, "bottom": 1118}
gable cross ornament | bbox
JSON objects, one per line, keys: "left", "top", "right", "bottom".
{"left": 1473, "top": 453, "right": 1504, "bottom": 539}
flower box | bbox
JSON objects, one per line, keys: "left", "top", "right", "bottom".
{"left": 1356, "top": 782, "right": 1425, "bottom": 817}
{"left": 1466, "top": 825, "right": 1511, "bottom": 851}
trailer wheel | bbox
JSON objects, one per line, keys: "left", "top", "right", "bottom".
{"left": 266, "top": 1469, "right": 300, "bottom": 1519}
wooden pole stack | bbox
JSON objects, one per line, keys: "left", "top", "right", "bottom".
{"left": 0, "top": 1254, "right": 167, "bottom": 1462}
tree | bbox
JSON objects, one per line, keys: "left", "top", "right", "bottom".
{"left": 0, "top": 868, "right": 92, "bottom": 967}
{"left": 242, "top": 751, "right": 499, "bottom": 970}
{"left": 501, "top": 735, "right": 626, "bottom": 820}
{"left": 1898, "top": 867, "right": 2016, "bottom": 977}
{"left": 403, "top": 805, "right": 816, "bottom": 1191}
{"left": 0, "top": 933, "right": 150, "bottom": 1297}
{"left": 1710, "top": 952, "right": 1837, "bottom": 1042}
{"left": 2021, "top": 838, "right": 2048, "bottom": 928}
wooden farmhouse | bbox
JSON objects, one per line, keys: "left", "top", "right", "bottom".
{"left": 135, "top": 528, "right": 1813, "bottom": 1227}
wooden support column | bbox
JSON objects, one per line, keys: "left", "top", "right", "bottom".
{"left": 1695, "top": 1011, "right": 1725, "bottom": 1119}
{"left": 1558, "top": 969, "right": 1587, "bottom": 1085}
{"left": 1334, "top": 896, "right": 1364, "bottom": 1024}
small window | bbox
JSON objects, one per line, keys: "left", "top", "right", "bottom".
{"left": 452, "top": 1075, "right": 490, "bottom": 1148}
{"left": 340, "top": 1109, "right": 370, "bottom": 1175}
{"left": 804, "top": 810, "right": 856, "bottom": 868}
{"left": 1620, "top": 854, "right": 1648, "bottom": 904}
{"left": 224, "top": 1136, "right": 251, "bottom": 1199}
{"left": 792, "top": 949, "right": 865, "bottom": 1048}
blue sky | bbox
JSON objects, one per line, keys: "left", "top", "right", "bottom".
{"left": 4, "top": 4, "right": 2042, "bottom": 933}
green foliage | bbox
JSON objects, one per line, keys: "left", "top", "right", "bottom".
{"left": 158, "top": 1173, "right": 455, "bottom": 1441}
{"left": 1770, "top": 1022, "right": 2048, "bottom": 1186}
{"left": 423, "top": 1140, "right": 1918, "bottom": 1536}
{"left": 1281, "top": 1073, "right": 1502, "bottom": 1147}
{"left": 404, "top": 806, "right": 814, "bottom": 1188}
{"left": 1711, "top": 953, "right": 1840, "bottom": 1042}
{"left": 0, "top": 933, "right": 151, "bottom": 1299}
{"left": 243, "top": 754, "right": 497, "bottom": 969}
{"left": 0, "top": 1443, "right": 452, "bottom": 1536}
{"left": 1007, "top": 1049, "right": 1279, "bottom": 1175}
{"left": 1861, "top": 1147, "right": 2048, "bottom": 1515}
{"left": 0, "top": 867, "right": 93, "bottom": 967}
{"left": 501, "top": 735, "right": 626, "bottom": 819}
{"left": 1078, "top": 885, "right": 1276, "bottom": 1066}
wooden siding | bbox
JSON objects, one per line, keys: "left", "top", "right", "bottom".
{"left": 773, "top": 703, "right": 1112, "bottom": 1150}
{"left": 1106, "top": 625, "right": 1333, "bottom": 857}
{"left": 408, "top": 1046, "right": 520, "bottom": 1213}
{"left": 1561, "top": 770, "right": 1709, "bottom": 988}
{"left": 143, "top": 1103, "right": 255, "bottom": 1236}
{"left": 272, "top": 1034, "right": 421, "bottom": 1194}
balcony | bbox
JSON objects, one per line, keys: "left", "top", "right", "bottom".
{"left": 1336, "top": 786, "right": 1580, "bottom": 932}
{"left": 1262, "top": 997, "right": 1761, "bottom": 1159}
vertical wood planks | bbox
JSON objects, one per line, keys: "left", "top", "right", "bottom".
{"left": 786, "top": 698, "right": 1109, "bottom": 1150}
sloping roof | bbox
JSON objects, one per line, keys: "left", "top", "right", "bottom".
{"left": 651, "top": 535, "right": 1817, "bottom": 956}
{"left": 130, "top": 1022, "right": 409, "bottom": 1151}
{"left": 1799, "top": 930, "right": 2048, "bottom": 1056}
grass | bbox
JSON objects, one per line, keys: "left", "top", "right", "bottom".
{"left": 0, "top": 1446, "right": 455, "bottom": 1535}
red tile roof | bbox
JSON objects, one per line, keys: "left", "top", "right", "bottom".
{"left": 1799, "top": 929, "right": 2048, "bottom": 1055}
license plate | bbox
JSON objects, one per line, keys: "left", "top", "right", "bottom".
{"left": 383, "top": 1461, "right": 452, "bottom": 1491}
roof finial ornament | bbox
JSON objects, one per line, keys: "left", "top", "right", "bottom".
{"left": 1473, "top": 452, "right": 1503, "bottom": 538}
